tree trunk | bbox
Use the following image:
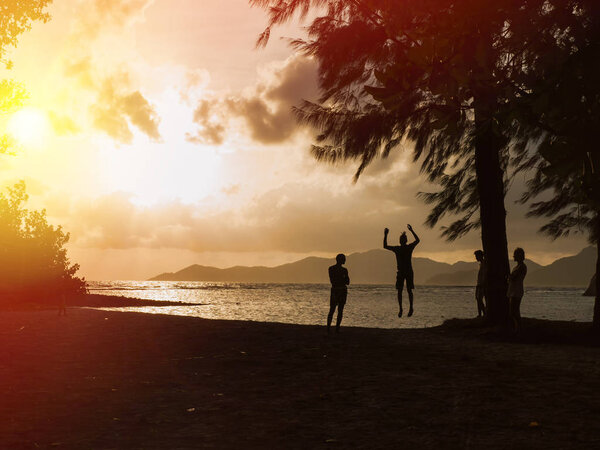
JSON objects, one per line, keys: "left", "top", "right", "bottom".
{"left": 593, "top": 219, "right": 600, "bottom": 334}
{"left": 473, "top": 104, "right": 510, "bottom": 326}
{"left": 472, "top": 29, "right": 510, "bottom": 326}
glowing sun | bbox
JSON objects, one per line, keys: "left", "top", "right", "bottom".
{"left": 7, "top": 107, "right": 51, "bottom": 149}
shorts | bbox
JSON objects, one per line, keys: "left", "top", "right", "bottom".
{"left": 396, "top": 271, "right": 414, "bottom": 291}
{"left": 330, "top": 287, "right": 347, "bottom": 307}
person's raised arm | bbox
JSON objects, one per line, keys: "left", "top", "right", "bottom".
{"left": 407, "top": 224, "right": 420, "bottom": 245}
{"left": 383, "top": 228, "right": 392, "bottom": 250}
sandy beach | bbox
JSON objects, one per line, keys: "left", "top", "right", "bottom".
{"left": 1, "top": 304, "right": 600, "bottom": 449}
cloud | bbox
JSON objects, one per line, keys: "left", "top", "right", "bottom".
{"left": 188, "top": 54, "right": 319, "bottom": 145}
{"left": 186, "top": 99, "right": 226, "bottom": 145}
{"left": 93, "top": 0, "right": 155, "bottom": 25}
{"left": 221, "top": 184, "right": 240, "bottom": 196}
{"left": 56, "top": 1, "right": 161, "bottom": 144}
{"left": 50, "top": 163, "right": 429, "bottom": 254}
{"left": 73, "top": 0, "right": 155, "bottom": 40}
{"left": 48, "top": 112, "right": 79, "bottom": 135}
{"left": 65, "top": 63, "right": 161, "bottom": 143}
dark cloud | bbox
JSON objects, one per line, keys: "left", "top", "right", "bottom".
{"left": 189, "top": 55, "right": 319, "bottom": 145}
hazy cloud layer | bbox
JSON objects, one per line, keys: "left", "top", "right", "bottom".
{"left": 74, "top": 0, "right": 155, "bottom": 39}
{"left": 57, "top": 164, "right": 420, "bottom": 254}
{"left": 188, "top": 55, "right": 319, "bottom": 145}
{"left": 51, "top": 158, "right": 589, "bottom": 265}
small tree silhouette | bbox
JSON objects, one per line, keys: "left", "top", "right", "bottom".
{"left": 0, "top": 182, "right": 86, "bottom": 304}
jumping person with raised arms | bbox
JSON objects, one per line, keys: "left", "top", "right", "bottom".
{"left": 384, "top": 225, "right": 420, "bottom": 318}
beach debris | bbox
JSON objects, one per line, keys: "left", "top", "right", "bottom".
{"left": 325, "top": 438, "right": 338, "bottom": 443}
{"left": 187, "top": 408, "right": 196, "bottom": 413}
{"left": 113, "top": 418, "right": 120, "bottom": 421}
{"left": 529, "top": 421, "right": 540, "bottom": 428}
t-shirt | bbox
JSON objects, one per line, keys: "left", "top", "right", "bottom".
{"left": 329, "top": 264, "right": 350, "bottom": 289}
{"left": 388, "top": 243, "right": 417, "bottom": 274}
{"left": 507, "top": 262, "right": 527, "bottom": 298}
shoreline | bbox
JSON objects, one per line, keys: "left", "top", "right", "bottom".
{"left": 0, "top": 293, "right": 204, "bottom": 311}
{"left": 1, "top": 307, "right": 599, "bottom": 448}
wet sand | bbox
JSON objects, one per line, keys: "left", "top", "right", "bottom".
{"left": 1, "top": 308, "right": 599, "bottom": 449}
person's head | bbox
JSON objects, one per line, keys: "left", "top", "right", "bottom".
{"left": 336, "top": 253, "right": 346, "bottom": 265}
{"left": 399, "top": 232, "right": 408, "bottom": 246}
{"left": 513, "top": 247, "right": 525, "bottom": 263}
{"left": 474, "top": 250, "right": 484, "bottom": 262}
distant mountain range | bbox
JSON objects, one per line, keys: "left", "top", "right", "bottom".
{"left": 150, "top": 246, "right": 597, "bottom": 288}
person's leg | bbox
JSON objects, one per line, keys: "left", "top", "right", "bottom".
{"left": 397, "top": 290, "right": 403, "bottom": 317}
{"left": 327, "top": 290, "right": 336, "bottom": 333}
{"left": 481, "top": 291, "right": 487, "bottom": 317}
{"left": 327, "top": 304, "right": 336, "bottom": 332}
{"left": 396, "top": 274, "right": 404, "bottom": 317}
{"left": 407, "top": 272, "right": 414, "bottom": 317}
{"left": 509, "top": 297, "right": 520, "bottom": 333}
{"left": 514, "top": 296, "right": 522, "bottom": 334}
{"left": 336, "top": 302, "right": 345, "bottom": 332}
{"left": 476, "top": 287, "right": 484, "bottom": 317}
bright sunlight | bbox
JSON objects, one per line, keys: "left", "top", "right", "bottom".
{"left": 7, "top": 107, "right": 51, "bottom": 150}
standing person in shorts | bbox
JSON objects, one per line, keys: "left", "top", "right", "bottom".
{"left": 327, "top": 253, "right": 350, "bottom": 334}
{"left": 384, "top": 225, "right": 420, "bottom": 318}
{"left": 474, "top": 250, "right": 487, "bottom": 317}
{"left": 508, "top": 247, "right": 527, "bottom": 335}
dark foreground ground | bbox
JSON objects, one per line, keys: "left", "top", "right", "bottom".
{"left": 1, "top": 308, "right": 599, "bottom": 449}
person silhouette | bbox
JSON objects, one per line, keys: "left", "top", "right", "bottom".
{"left": 508, "top": 247, "right": 527, "bottom": 334}
{"left": 474, "top": 250, "right": 487, "bottom": 317}
{"left": 327, "top": 253, "right": 350, "bottom": 334}
{"left": 384, "top": 225, "right": 420, "bottom": 317}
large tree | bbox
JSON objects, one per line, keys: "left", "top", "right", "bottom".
{"left": 251, "top": 0, "right": 555, "bottom": 324}
{"left": 514, "top": 0, "right": 600, "bottom": 331}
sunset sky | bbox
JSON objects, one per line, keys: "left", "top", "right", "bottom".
{"left": 0, "top": 0, "right": 589, "bottom": 280}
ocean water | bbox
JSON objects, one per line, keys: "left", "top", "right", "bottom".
{"left": 88, "top": 281, "right": 594, "bottom": 329}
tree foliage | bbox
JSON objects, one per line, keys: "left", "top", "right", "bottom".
{"left": 250, "top": 0, "right": 556, "bottom": 240}
{"left": 0, "top": 0, "right": 52, "bottom": 68}
{"left": 514, "top": 0, "right": 600, "bottom": 243}
{"left": 0, "top": 182, "right": 86, "bottom": 302}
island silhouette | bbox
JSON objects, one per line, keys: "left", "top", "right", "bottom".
{"left": 150, "top": 247, "right": 596, "bottom": 288}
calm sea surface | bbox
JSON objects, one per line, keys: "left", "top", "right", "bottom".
{"left": 88, "top": 281, "right": 593, "bottom": 329}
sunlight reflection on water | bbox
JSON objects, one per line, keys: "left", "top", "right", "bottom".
{"left": 89, "top": 281, "right": 593, "bottom": 329}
